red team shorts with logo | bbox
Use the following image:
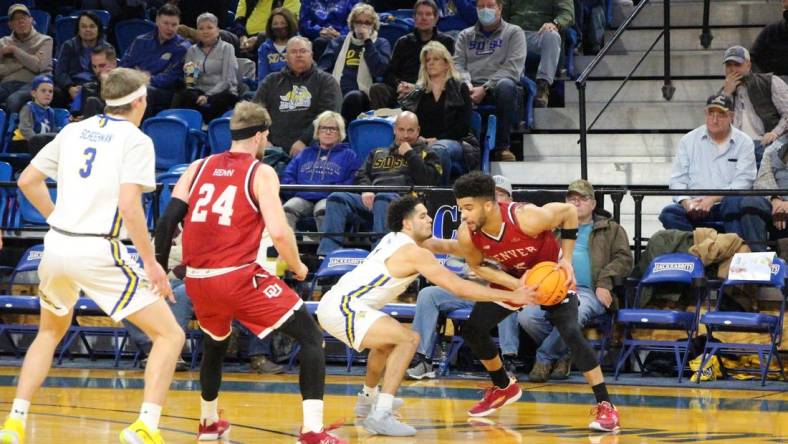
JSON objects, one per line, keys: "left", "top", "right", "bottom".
{"left": 185, "top": 263, "right": 303, "bottom": 340}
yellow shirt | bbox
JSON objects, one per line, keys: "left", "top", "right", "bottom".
{"left": 236, "top": 0, "right": 301, "bottom": 36}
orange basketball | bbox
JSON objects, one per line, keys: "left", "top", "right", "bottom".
{"left": 522, "top": 261, "right": 568, "bottom": 306}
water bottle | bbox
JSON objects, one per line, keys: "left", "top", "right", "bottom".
{"left": 437, "top": 339, "right": 449, "bottom": 376}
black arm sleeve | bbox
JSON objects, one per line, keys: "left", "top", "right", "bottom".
{"left": 154, "top": 197, "right": 189, "bottom": 271}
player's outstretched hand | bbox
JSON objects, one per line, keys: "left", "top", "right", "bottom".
{"left": 557, "top": 258, "right": 576, "bottom": 290}
{"left": 292, "top": 261, "right": 308, "bottom": 281}
{"left": 510, "top": 285, "right": 538, "bottom": 306}
{"left": 145, "top": 261, "right": 174, "bottom": 303}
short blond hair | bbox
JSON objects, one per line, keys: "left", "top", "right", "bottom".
{"left": 231, "top": 101, "right": 271, "bottom": 131}
{"left": 347, "top": 3, "right": 380, "bottom": 32}
{"left": 312, "top": 111, "right": 346, "bottom": 141}
{"left": 102, "top": 67, "right": 149, "bottom": 114}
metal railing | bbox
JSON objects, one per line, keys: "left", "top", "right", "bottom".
{"left": 575, "top": 0, "right": 675, "bottom": 180}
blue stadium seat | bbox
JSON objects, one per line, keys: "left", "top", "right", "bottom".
{"left": 30, "top": 9, "right": 50, "bottom": 35}
{"left": 13, "top": 185, "right": 56, "bottom": 227}
{"left": 697, "top": 257, "right": 786, "bottom": 385}
{"left": 147, "top": 172, "right": 181, "bottom": 227}
{"left": 0, "top": 160, "right": 12, "bottom": 226}
{"left": 142, "top": 117, "right": 191, "bottom": 171}
{"left": 437, "top": 14, "right": 469, "bottom": 33}
{"left": 53, "top": 107, "right": 70, "bottom": 130}
{"left": 480, "top": 114, "right": 496, "bottom": 173}
{"left": 208, "top": 117, "right": 231, "bottom": 155}
{"left": 521, "top": 75, "right": 536, "bottom": 129}
{"left": 115, "top": 19, "right": 156, "bottom": 57}
{"left": 166, "top": 163, "right": 189, "bottom": 174}
{"left": 347, "top": 118, "right": 394, "bottom": 166}
{"left": 470, "top": 111, "right": 481, "bottom": 140}
{"left": 378, "top": 20, "right": 412, "bottom": 47}
{"left": 70, "top": 9, "right": 111, "bottom": 28}
{"left": 0, "top": 295, "right": 43, "bottom": 358}
{"left": 157, "top": 108, "right": 208, "bottom": 159}
{"left": 0, "top": 16, "right": 8, "bottom": 36}
{"left": 54, "top": 15, "right": 78, "bottom": 49}
{"left": 614, "top": 253, "right": 707, "bottom": 382}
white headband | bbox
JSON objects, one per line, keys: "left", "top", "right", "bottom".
{"left": 105, "top": 85, "right": 147, "bottom": 107}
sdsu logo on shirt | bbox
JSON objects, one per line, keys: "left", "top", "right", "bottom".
{"left": 279, "top": 85, "right": 312, "bottom": 111}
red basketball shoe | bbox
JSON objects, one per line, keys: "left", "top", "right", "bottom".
{"left": 198, "top": 418, "right": 230, "bottom": 441}
{"left": 589, "top": 401, "right": 621, "bottom": 432}
{"left": 467, "top": 378, "right": 522, "bottom": 417}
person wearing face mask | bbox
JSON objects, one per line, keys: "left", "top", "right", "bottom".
{"left": 318, "top": 3, "right": 392, "bottom": 124}
{"left": 719, "top": 45, "right": 788, "bottom": 166}
{"left": 750, "top": 1, "right": 788, "bottom": 79}
{"left": 258, "top": 8, "right": 299, "bottom": 82}
{"left": 454, "top": 0, "right": 526, "bottom": 162}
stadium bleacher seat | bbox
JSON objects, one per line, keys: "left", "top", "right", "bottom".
{"left": 208, "top": 117, "right": 231, "bottom": 155}
{"left": 142, "top": 116, "right": 191, "bottom": 171}
{"left": 115, "top": 19, "right": 156, "bottom": 57}
{"left": 347, "top": 118, "right": 394, "bottom": 166}
{"left": 157, "top": 109, "right": 208, "bottom": 159}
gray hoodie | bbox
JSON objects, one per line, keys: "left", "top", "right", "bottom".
{"left": 454, "top": 19, "right": 526, "bottom": 89}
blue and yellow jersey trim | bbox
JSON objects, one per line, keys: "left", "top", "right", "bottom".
{"left": 108, "top": 208, "right": 122, "bottom": 238}
{"left": 340, "top": 273, "right": 391, "bottom": 347}
{"left": 108, "top": 240, "right": 140, "bottom": 316}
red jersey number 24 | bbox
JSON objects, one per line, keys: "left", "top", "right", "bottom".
{"left": 190, "top": 183, "right": 237, "bottom": 226}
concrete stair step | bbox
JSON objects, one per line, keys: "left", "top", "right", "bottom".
{"left": 606, "top": 27, "right": 762, "bottom": 52}
{"left": 522, "top": 133, "right": 682, "bottom": 158}
{"left": 576, "top": 52, "right": 724, "bottom": 77}
{"left": 565, "top": 79, "right": 721, "bottom": 103}
{"left": 533, "top": 102, "right": 703, "bottom": 130}
{"left": 623, "top": 1, "right": 780, "bottom": 28}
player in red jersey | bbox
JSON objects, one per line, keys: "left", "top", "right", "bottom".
{"left": 427, "top": 172, "right": 621, "bottom": 432}
{"left": 154, "top": 102, "right": 345, "bottom": 444}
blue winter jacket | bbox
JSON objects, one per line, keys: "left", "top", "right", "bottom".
{"left": 257, "top": 39, "right": 287, "bottom": 81}
{"left": 299, "top": 0, "right": 357, "bottom": 40}
{"left": 120, "top": 29, "right": 191, "bottom": 89}
{"left": 281, "top": 142, "right": 358, "bottom": 201}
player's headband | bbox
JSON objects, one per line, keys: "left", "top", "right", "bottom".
{"left": 105, "top": 85, "right": 147, "bottom": 107}
{"left": 230, "top": 124, "right": 268, "bottom": 141}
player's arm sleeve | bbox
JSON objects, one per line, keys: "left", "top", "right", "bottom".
{"left": 120, "top": 134, "right": 157, "bottom": 192}
{"left": 29, "top": 129, "right": 62, "bottom": 179}
{"left": 154, "top": 197, "right": 188, "bottom": 271}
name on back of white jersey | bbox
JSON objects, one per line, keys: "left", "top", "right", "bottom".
{"left": 80, "top": 129, "right": 113, "bottom": 144}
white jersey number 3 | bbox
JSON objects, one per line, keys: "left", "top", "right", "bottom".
{"left": 191, "top": 183, "right": 237, "bottom": 226}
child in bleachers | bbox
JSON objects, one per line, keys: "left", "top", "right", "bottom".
{"left": 11, "top": 75, "right": 57, "bottom": 155}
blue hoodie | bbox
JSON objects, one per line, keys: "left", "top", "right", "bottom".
{"left": 257, "top": 38, "right": 287, "bottom": 82}
{"left": 281, "top": 142, "right": 358, "bottom": 201}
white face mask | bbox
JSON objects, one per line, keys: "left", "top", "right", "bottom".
{"left": 354, "top": 24, "right": 371, "bottom": 37}
{"left": 477, "top": 7, "right": 497, "bottom": 26}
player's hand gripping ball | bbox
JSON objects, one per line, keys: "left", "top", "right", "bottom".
{"left": 522, "top": 261, "right": 568, "bottom": 306}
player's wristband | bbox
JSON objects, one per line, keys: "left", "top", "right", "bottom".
{"left": 560, "top": 228, "right": 578, "bottom": 240}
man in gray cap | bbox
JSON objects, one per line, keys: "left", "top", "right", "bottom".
{"left": 721, "top": 45, "right": 788, "bottom": 164}
{"left": 518, "top": 179, "right": 633, "bottom": 382}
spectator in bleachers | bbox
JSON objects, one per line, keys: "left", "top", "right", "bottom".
{"left": 750, "top": 2, "right": 788, "bottom": 78}
{"left": 720, "top": 46, "right": 788, "bottom": 166}
{"left": 454, "top": 0, "right": 526, "bottom": 162}
{"left": 120, "top": 4, "right": 191, "bottom": 116}
{"left": 400, "top": 40, "right": 479, "bottom": 183}
{"left": 234, "top": 0, "right": 301, "bottom": 58}
{"left": 406, "top": 175, "right": 520, "bottom": 380}
{"left": 316, "top": 111, "right": 442, "bottom": 257}
{"left": 257, "top": 8, "right": 298, "bottom": 82}
{"left": 281, "top": 111, "right": 357, "bottom": 230}
{"left": 55, "top": 11, "right": 109, "bottom": 103}
{"left": 659, "top": 94, "right": 771, "bottom": 252}
{"left": 754, "top": 141, "right": 788, "bottom": 243}
{"left": 171, "top": 12, "right": 239, "bottom": 122}
{"left": 318, "top": 3, "right": 391, "bottom": 124}
{"left": 78, "top": 45, "right": 117, "bottom": 119}
{"left": 375, "top": 0, "right": 454, "bottom": 107}
{"left": 299, "top": 0, "right": 356, "bottom": 61}
{"left": 0, "top": 4, "right": 54, "bottom": 114}
{"left": 253, "top": 36, "right": 342, "bottom": 156}
{"left": 502, "top": 0, "right": 574, "bottom": 107}
{"left": 519, "top": 179, "right": 632, "bottom": 382}
{"left": 11, "top": 75, "right": 56, "bottom": 155}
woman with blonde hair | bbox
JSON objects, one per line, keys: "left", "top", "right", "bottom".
{"left": 400, "top": 41, "right": 479, "bottom": 184}
{"left": 281, "top": 111, "right": 358, "bottom": 230}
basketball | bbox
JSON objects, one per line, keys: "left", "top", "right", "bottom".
{"left": 522, "top": 261, "right": 568, "bottom": 306}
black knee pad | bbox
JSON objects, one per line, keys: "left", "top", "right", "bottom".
{"left": 460, "top": 320, "right": 498, "bottom": 361}
{"left": 559, "top": 324, "right": 598, "bottom": 373}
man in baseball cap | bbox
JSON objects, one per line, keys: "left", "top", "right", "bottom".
{"left": 7, "top": 3, "right": 30, "bottom": 18}
{"left": 493, "top": 175, "right": 513, "bottom": 202}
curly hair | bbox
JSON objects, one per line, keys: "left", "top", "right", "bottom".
{"left": 453, "top": 171, "right": 496, "bottom": 201}
{"left": 387, "top": 195, "right": 422, "bottom": 232}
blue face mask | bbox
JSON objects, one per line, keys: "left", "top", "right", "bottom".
{"left": 477, "top": 7, "right": 497, "bottom": 26}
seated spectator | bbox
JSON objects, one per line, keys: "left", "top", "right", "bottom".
{"left": 171, "top": 12, "right": 239, "bottom": 122}
{"left": 720, "top": 46, "right": 788, "bottom": 165}
{"left": 55, "top": 11, "right": 109, "bottom": 104}
{"left": 121, "top": 4, "right": 191, "bottom": 116}
{"left": 374, "top": 0, "right": 455, "bottom": 107}
{"left": 0, "top": 4, "right": 53, "bottom": 113}
{"left": 234, "top": 0, "right": 300, "bottom": 58}
{"left": 519, "top": 179, "right": 632, "bottom": 382}
{"left": 299, "top": 0, "right": 356, "bottom": 60}
{"left": 253, "top": 36, "right": 342, "bottom": 156}
{"left": 750, "top": 3, "right": 788, "bottom": 78}
{"left": 754, "top": 141, "right": 788, "bottom": 242}
{"left": 257, "top": 8, "right": 299, "bottom": 82}
{"left": 318, "top": 3, "right": 391, "bottom": 124}
{"left": 281, "top": 111, "right": 358, "bottom": 230}
{"left": 455, "top": 0, "right": 526, "bottom": 161}
{"left": 658, "top": 94, "right": 771, "bottom": 252}
{"left": 11, "top": 75, "right": 56, "bottom": 155}
{"left": 400, "top": 41, "right": 479, "bottom": 183}
{"left": 503, "top": 0, "right": 574, "bottom": 107}
{"left": 317, "top": 111, "right": 442, "bottom": 257}
{"left": 77, "top": 45, "right": 118, "bottom": 119}
{"left": 406, "top": 175, "right": 520, "bottom": 380}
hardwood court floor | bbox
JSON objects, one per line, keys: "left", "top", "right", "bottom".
{"left": 0, "top": 367, "right": 785, "bottom": 443}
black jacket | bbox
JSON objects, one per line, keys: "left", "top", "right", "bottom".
{"left": 751, "top": 14, "right": 788, "bottom": 77}
{"left": 384, "top": 28, "right": 455, "bottom": 89}
{"left": 399, "top": 77, "right": 477, "bottom": 146}
{"left": 355, "top": 140, "right": 442, "bottom": 187}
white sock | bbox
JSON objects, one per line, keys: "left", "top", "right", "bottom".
{"left": 200, "top": 397, "right": 219, "bottom": 426}
{"left": 139, "top": 403, "right": 162, "bottom": 432}
{"left": 375, "top": 393, "right": 394, "bottom": 413}
{"left": 302, "top": 399, "right": 324, "bottom": 434}
{"left": 9, "top": 399, "right": 30, "bottom": 427}
{"left": 361, "top": 385, "right": 378, "bottom": 398}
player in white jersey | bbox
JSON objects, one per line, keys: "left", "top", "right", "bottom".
{"left": 317, "top": 195, "right": 535, "bottom": 437}
{"left": 0, "top": 68, "right": 185, "bottom": 444}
